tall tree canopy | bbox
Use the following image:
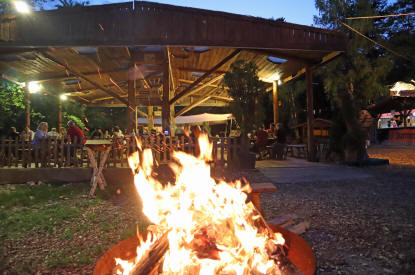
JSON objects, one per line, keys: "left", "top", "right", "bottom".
{"left": 383, "top": 0, "right": 415, "bottom": 83}
{"left": 314, "top": 0, "right": 393, "bottom": 107}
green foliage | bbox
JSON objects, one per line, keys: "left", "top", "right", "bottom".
{"left": 383, "top": 0, "right": 415, "bottom": 83}
{"left": 224, "top": 60, "right": 267, "bottom": 135}
{"left": 55, "top": 0, "right": 90, "bottom": 9}
{"left": 314, "top": 0, "right": 392, "bottom": 107}
{"left": 0, "top": 81, "right": 25, "bottom": 132}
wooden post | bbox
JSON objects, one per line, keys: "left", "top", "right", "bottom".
{"left": 128, "top": 66, "right": 137, "bottom": 133}
{"left": 162, "top": 57, "right": 171, "bottom": 134}
{"left": 58, "top": 98, "right": 63, "bottom": 130}
{"left": 170, "top": 104, "right": 175, "bottom": 136}
{"left": 25, "top": 82, "right": 30, "bottom": 129}
{"left": 148, "top": 106, "right": 154, "bottom": 129}
{"left": 273, "top": 80, "right": 278, "bottom": 125}
{"left": 306, "top": 67, "right": 315, "bottom": 162}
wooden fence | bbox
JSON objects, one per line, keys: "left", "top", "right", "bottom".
{"left": 0, "top": 136, "right": 241, "bottom": 169}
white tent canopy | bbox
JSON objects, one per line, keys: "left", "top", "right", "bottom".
{"left": 390, "top": 81, "right": 415, "bottom": 96}
{"left": 138, "top": 113, "right": 234, "bottom": 125}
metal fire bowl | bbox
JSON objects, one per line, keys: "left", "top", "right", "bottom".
{"left": 94, "top": 224, "right": 316, "bottom": 275}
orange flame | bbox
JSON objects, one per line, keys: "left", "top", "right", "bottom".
{"left": 118, "top": 134, "right": 285, "bottom": 274}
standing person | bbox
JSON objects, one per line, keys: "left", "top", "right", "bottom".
{"left": 32, "top": 122, "right": 49, "bottom": 167}
{"left": 20, "top": 126, "right": 34, "bottom": 141}
{"left": 66, "top": 121, "right": 86, "bottom": 165}
{"left": 67, "top": 121, "right": 86, "bottom": 145}
{"left": 8, "top": 127, "right": 20, "bottom": 140}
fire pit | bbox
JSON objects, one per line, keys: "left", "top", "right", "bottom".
{"left": 94, "top": 135, "right": 316, "bottom": 274}
{"left": 95, "top": 224, "right": 315, "bottom": 275}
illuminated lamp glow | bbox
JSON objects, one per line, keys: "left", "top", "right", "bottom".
{"left": 28, "top": 81, "right": 41, "bottom": 93}
{"left": 14, "top": 1, "right": 30, "bottom": 13}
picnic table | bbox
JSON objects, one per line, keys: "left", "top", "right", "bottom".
{"left": 85, "top": 139, "right": 112, "bottom": 197}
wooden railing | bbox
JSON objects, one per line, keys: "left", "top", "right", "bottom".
{"left": 0, "top": 136, "right": 241, "bottom": 169}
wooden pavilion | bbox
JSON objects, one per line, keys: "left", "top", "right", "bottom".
{"left": 0, "top": 1, "right": 347, "bottom": 161}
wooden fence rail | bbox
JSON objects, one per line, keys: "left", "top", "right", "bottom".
{"left": 0, "top": 136, "right": 241, "bottom": 169}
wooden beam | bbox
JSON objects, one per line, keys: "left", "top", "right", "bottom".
{"left": 128, "top": 66, "right": 137, "bottom": 131}
{"left": 273, "top": 81, "right": 278, "bottom": 124}
{"left": 178, "top": 78, "right": 228, "bottom": 90}
{"left": 175, "top": 88, "right": 218, "bottom": 117}
{"left": 173, "top": 74, "right": 224, "bottom": 104}
{"left": 306, "top": 66, "right": 315, "bottom": 162}
{"left": 86, "top": 102, "right": 158, "bottom": 108}
{"left": 170, "top": 49, "right": 240, "bottom": 104}
{"left": 28, "top": 68, "right": 128, "bottom": 83}
{"left": 210, "top": 95, "right": 233, "bottom": 102}
{"left": 147, "top": 106, "right": 154, "bottom": 129}
{"left": 176, "top": 67, "right": 227, "bottom": 75}
{"left": 38, "top": 51, "right": 129, "bottom": 106}
{"left": 245, "top": 49, "right": 316, "bottom": 65}
{"left": 162, "top": 53, "right": 170, "bottom": 133}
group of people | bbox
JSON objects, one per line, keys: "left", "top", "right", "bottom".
{"left": 251, "top": 123, "right": 287, "bottom": 160}
{"left": 7, "top": 121, "right": 86, "bottom": 147}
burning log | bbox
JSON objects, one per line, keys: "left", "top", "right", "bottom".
{"left": 131, "top": 230, "right": 170, "bottom": 275}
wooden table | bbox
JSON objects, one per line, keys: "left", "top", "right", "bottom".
{"left": 85, "top": 140, "right": 112, "bottom": 197}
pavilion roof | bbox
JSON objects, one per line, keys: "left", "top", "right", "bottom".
{"left": 0, "top": 1, "right": 347, "bottom": 108}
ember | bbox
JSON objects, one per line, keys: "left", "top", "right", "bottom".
{"left": 110, "top": 134, "right": 298, "bottom": 275}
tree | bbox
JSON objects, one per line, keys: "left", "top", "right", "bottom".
{"left": 55, "top": 0, "right": 89, "bottom": 9}
{"left": 314, "top": 0, "right": 392, "bottom": 107}
{"left": 383, "top": 0, "right": 415, "bottom": 83}
{"left": 224, "top": 60, "right": 267, "bottom": 137}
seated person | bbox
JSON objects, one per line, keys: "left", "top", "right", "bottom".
{"left": 271, "top": 123, "right": 287, "bottom": 160}
{"left": 251, "top": 126, "right": 268, "bottom": 156}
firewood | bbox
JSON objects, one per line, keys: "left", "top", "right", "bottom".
{"left": 131, "top": 230, "right": 170, "bottom": 275}
{"left": 269, "top": 214, "right": 299, "bottom": 227}
{"left": 282, "top": 221, "right": 310, "bottom": 235}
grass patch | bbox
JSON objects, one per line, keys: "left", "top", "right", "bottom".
{"left": 0, "top": 183, "right": 89, "bottom": 209}
{"left": 0, "top": 204, "right": 81, "bottom": 239}
{"left": 2, "top": 182, "right": 149, "bottom": 272}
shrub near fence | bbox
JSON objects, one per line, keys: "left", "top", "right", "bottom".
{"left": 0, "top": 136, "right": 241, "bottom": 168}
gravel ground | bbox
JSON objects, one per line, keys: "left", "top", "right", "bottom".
{"left": 255, "top": 146, "right": 415, "bottom": 274}
{"left": 368, "top": 145, "right": 415, "bottom": 167}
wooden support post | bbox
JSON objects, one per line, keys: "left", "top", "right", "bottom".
{"left": 170, "top": 104, "right": 175, "bottom": 136}
{"left": 25, "top": 83, "right": 30, "bottom": 129}
{"left": 58, "top": 97, "right": 63, "bottom": 130}
{"left": 128, "top": 66, "right": 137, "bottom": 133}
{"left": 273, "top": 80, "right": 278, "bottom": 125}
{"left": 306, "top": 66, "right": 315, "bottom": 162}
{"left": 148, "top": 106, "right": 154, "bottom": 129}
{"left": 162, "top": 57, "right": 171, "bottom": 134}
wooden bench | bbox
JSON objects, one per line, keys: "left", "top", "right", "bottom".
{"left": 286, "top": 144, "right": 307, "bottom": 159}
{"left": 249, "top": 182, "right": 278, "bottom": 215}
